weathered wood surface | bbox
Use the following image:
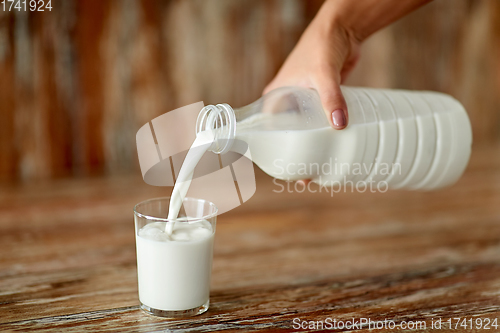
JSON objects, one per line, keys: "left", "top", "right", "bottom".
{"left": 0, "top": 144, "right": 500, "bottom": 332}
{"left": 1, "top": 0, "right": 500, "bottom": 182}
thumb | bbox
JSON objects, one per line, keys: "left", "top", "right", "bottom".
{"left": 315, "top": 75, "right": 348, "bottom": 130}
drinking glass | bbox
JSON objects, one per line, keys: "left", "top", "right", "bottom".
{"left": 134, "top": 197, "right": 217, "bottom": 317}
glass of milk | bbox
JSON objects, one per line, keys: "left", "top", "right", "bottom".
{"left": 133, "top": 197, "right": 217, "bottom": 317}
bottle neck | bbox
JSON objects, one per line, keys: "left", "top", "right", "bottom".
{"left": 196, "top": 103, "right": 236, "bottom": 154}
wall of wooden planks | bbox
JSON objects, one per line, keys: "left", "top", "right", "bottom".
{"left": 0, "top": 0, "right": 499, "bottom": 182}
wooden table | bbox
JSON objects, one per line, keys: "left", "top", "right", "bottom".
{"left": 1, "top": 144, "right": 500, "bottom": 332}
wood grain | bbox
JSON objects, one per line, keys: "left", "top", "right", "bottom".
{"left": 1, "top": 0, "right": 500, "bottom": 182}
{"left": 0, "top": 144, "right": 499, "bottom": 331}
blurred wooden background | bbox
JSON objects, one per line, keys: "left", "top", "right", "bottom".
{"left": 0, "top": 0, "right": 499, "bottom": 182}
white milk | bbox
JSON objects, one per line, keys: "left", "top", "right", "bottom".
{"left": 236, "top": 114, "right": 373, "bottom": 184}
{"left": 136, "top": 129, "right": 215, "bottom": 312}
{"left": 135, "top": 130, "right": 215, "bottom": 312}
{"left": 136, "top": 220, "right": 214, "bottom": 311}
{"left": 167, "top": 130, "right": 214, "bottom": 232}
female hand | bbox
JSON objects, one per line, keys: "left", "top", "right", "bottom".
{"left": 263, "top": 13, "right": 360, "bottom": 130}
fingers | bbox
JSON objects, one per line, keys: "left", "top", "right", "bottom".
{"left": 315, "top": 73, "right": 349, "bottom": 130}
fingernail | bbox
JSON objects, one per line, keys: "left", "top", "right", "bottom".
{"left": 332, "top": 109, "right": 346, "bottom": 128}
